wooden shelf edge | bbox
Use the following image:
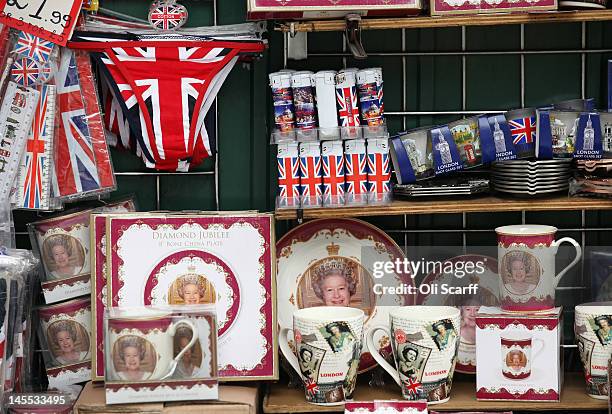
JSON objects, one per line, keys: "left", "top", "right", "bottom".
{"left": 276, "top": 9, "right": 612, "bottom": 32}
{"left": 263, "top": 375, "right": 606, "bottom": 413}
{"left": 274, "top": 196, "right": 612, "bottom": 220}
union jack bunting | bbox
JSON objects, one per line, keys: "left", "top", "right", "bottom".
{"left": 14, "top": 85, "right": 55, "bottom": 210}
{"left": 344, "top": 153, "right": 368, "bottom": 195}
{"left": 69, "top": 32, "right": 265, "bottom": 171}
{"left": 10, "top": 58, "right": 42, "bottom": 87}
{"left": 14, "top": 32, "right": 54, "bottom": 62}
{"left": 148, "top": 2, "right": 188, "bottom": 31}
{"left": 322, "top": 154, "right": 345, "bottom": 197}
{"left": 336, "top": 86, "right": 360, "bottom": 127}
{"left": 277, "top": 156, "right": 301, "bottom": 199}
{"left": 299, "top": 155, "right": 323, "bottom": 206}
{"left": 54, "top": 48, "right": 112, "bottom": 198}
{"left": 367, "top": 152, "right": 391, "bottom": 194}
{"left": 508, "top": 116, "right": 537, "bottom": 145}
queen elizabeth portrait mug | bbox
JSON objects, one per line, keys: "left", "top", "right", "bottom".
{"left": 279, "top": 307, "right": 364, "bottom": 406}
{"left": 496, "top": 225, "right": 581, "bottom": 312}
{"left": 366, "top": 306, "right": 461, "bottom": 404}
{"left": 106, "top": 309, "right": 198, "bottom": 382}
{"left": 500, "top": 331, "right": 543, "bottom": 380}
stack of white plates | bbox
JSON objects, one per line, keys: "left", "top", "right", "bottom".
{"left": 491, "top": 159, "right": 572, "bottom": 196}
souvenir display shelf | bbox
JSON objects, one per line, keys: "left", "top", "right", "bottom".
{"left": 263, "top": 375, "right": 604, "bottom": 413}
{"left": 276, "top": 9, "right": 612, "bottom": 32}
{"left": 274, "top": 196, "right": 612, "bottom": 220}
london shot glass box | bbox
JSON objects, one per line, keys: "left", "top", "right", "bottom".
{"left": 475, "top": 307, "right": 563, "bottom": 402}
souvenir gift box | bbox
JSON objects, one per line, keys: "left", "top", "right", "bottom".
{"left": 28, "top": 199, "right": 136, "bottom": 304}
{"left": 104, "top": 306, "right": 218, "bottom": 404}
{"left": 102, "top": 212, "right": 277, "bottom": 381}
{"left": 37, "top": 297, "right": 92, "bottom": 388}
{"left": 475, "top": 307, "right": 563, "bottom": 401}
{"left": 247, "top": 0, "right": 422, "bottom": 20}
{"left": 430, "top": 0, "right": 556, "bottom": 15}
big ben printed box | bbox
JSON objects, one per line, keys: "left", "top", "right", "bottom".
{"left": 476, "top": 307, "right": 563, "bottom": 402}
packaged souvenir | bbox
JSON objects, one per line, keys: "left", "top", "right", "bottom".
{"left": 247, "top": 0, "right": 422, "bottom": 19}
{"left": 505, "top": 108, "right": 537, "bottom": 159}
{"left": 430, "top": 0, "right": 555, "bottom": 16}
{"left": 321, "top": 140, "right": 345, "bottom": 207}
{"left": 366, "top": 137, "right": 391, "bottom": 204}
{"left": 277, "top": 142, "right": 301, "bottom": 209}
{"left": 600, "top": 112, "right": 612, "bottom": 158}
{"left": 104, "top": 306, "right": 218, "bottom": 404}
{"left": 299, "top": 142, "right": 323, "bottom": 208}
{"left": 314, "top": 71, "right": 340, "bottom": 140}
{"left": 536, "top": 109, "right": 579, "bottom": 159}
{"left": 269, "top": 71, "right": 296, "bottom": 134}
{"left": 28, "top": 199, "right": 137, "bottom": 304}
{"left": 37, "top": 297, "right": 92, "bottom": 388}
{"left": 344, "top": 139, "right": 368, "bottom": 205}
{"left": 292, "top": 71, "right": 317, "bottom": 131}
{"left": 430, "top": 126, "right": 463, "bottom": 175}
{"left": 448, "top": 117, "right": 484, "bottom": 168}
{"left": 574, "top": 113, "right": 604, "bottom": 160}
{"left": 554, "top": 98, "right": 596, "bottom": 112}
{"left": 476, "top": 307, "right": 563, "bottom": 402}
{"left": 389, "top": 127, "right": 434, "bottom": 184}
{"left": 104, "top": 212, "right": 276, "bottom": 381}
{"left": 485, "top": 114, "right": 516, "bottom": 162}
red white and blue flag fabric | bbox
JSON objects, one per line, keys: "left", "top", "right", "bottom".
{"left": 54, "top": 49, "right": 114, "bottom": 198}
{"left": 14, "top": 85, "right": 54, "bottom": 209}
{"left": 508, "top": 116, "right": 537, "bottom": 145}
{"left": 336, "top": 86, "right": 360, "bottom": 127}
{"left": 367, "top": 152, "right": 391, "bottom": 194}
{"left": 277, "top": 156, "right": 301, "bottom": 199}
{"left": 14, "top": 32, "right": 54, "bottom": 62}
{"left": 344, "top": 153, "right": 368, "bottom": 196}
{"left": 69, "top": 32, "right": 265, "bottom": 171}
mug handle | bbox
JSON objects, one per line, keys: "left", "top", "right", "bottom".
{"left": 532, "top": 338, "right": 545, "bottom": 359}
{"left": 161, "top": 319, "right": 199, "bottom": 379}
{"left": 365, "top": 325, "right": 401, "bottom": 388}
{"left": 279, "top": 327, "right": 302, "bottom": 377}
{"left": 552, "top": 237, "right": 582, "bottom": 287}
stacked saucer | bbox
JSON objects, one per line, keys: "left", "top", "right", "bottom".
{"left": 491, "top": 159, "right": 572, "bottom": 196}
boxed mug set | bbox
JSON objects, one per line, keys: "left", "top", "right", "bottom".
{"left": 475, "top": 224, "right": 582, "bottom": 402}
{"left": 104, "top": 306, "right": 218, "bottom": 404}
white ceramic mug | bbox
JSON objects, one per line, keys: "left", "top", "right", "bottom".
{"left": 366, "top": 306, "right": 461, "bottom": 404}
{"left": 107, "top": 309, "right": 198, "bottom": 382}
{"left": 575, "top": 302, "right": 612, "bottom": 399}
{"left": 279, "top": 307, "right": 364, "bottom": 406}
{"left": 500, "top": 331, "right": 544, "bottom": 380}
{"left": 496, "top": 225, "right": 581, "bottom": 312}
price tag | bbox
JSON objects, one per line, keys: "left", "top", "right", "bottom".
{"left": 0, "top": 0, "right": 84, "bottom": 46}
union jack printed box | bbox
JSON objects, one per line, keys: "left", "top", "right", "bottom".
{"left": 247, "top": 0, "right": 422, "bottom": 20}
{"left": 366, "top": 138, "right": 392, "bottom": 204}
{"left": 277, "top": 142, "right": 300, "bottom": 209}
{"left": 321, "top": 140, "right": 345, "bottom": 207}
{"left": 299, "top": 142, "right": 323, "bottom": 208}
{"left": 344, "top": 139, "right": 368, "bottom": 206}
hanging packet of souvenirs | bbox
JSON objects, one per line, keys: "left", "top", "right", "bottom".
{"left": 53, "top": 47, "right": 116, "bottom": 200}
{"left": 0, "top": 82, "right": 39, "bottom": 203}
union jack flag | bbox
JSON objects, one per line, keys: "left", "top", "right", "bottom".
{"left": 336, "top": 86, "right": 360, "bottom": 127}
{"left": 277, "top": 156, "right": 301, "bottom": 199}
{"left": 378, "top": 82, "right": 384, "bottom": 114}
{"left": 149, "top": 3, "right": 188, "bottom": 31}
{"left": 299, "top": 155, "right": 323, "bottom": 206}
{"left": 322, "top": 154, "right": 345, "bottom": 197}
{"left": 14, "top": 85, "right": 54, "bottom": 209}
{"left": 402, "top": 377, "right": 423, "bottom": 398}
{"left": 345, "top": 153, "right": 368, "bottom": 195}
{"left": 304, "top": 378, "right": 319, "bottom": 397}
{"left": 508, "top": 116, "right": 537, "bottom": 145}
{"left": 14, "top": 32, "right": 54, "bottom": 62}
{"left": 54, "top": 49, "right": 103, "bottom": 196}
{"left": 11, "top": 58, "right": 41, "bottom": 87}
{"left": 367, "top": 152, "right": 391, "bottom": 194}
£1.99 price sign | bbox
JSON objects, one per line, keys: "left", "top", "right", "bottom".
{"left": 0, "top": 0, "right": 83, "bottom": 46}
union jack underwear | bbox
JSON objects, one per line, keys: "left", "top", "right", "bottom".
{"left": 69, "top": 27, "right": 265, "bottom": 171}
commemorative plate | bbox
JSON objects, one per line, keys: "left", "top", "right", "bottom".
{"left": 277, "top": 218, "right": 412, "bottom": 373}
